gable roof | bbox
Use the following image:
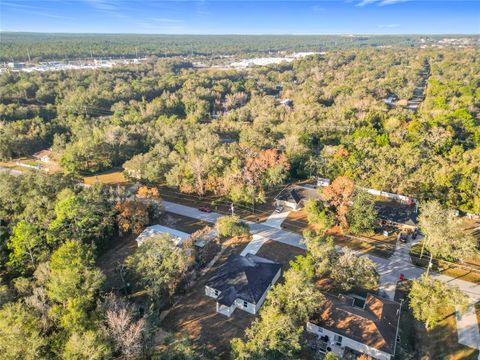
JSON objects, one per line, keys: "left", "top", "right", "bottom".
{"left": 206, "top": 254, "right": 282, "bottom": 306}
{"left": 310, "top": 293, "right": 401, "bottom": 355}
{"left": 375, "top": 199, "right": 417, "bottom": 226}
{"left": 275, "top": 186, "right": 304, "bottom": 205}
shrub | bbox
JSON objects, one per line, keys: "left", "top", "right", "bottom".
{"left": 216, "top": 216, "right": 250, "bottom": 238}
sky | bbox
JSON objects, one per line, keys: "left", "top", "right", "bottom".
{"left": 1, "top": 0, "right": 479, "bottom": 34}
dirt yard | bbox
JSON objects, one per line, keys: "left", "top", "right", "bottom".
{"left": 159, "top": 237, "right": 254, "bottom": 359}
{"left": 97, "top": 234, "right": 138, "bottom": 291}
{"left": 256, "top": 240, "right": 306, "bottom": 269}
{"left": 157, "top": 212, "right": 213, "bottom": 233}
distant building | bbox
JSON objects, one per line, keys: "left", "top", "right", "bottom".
{"left": 205, "top": 254, "right": 282, "bottom": 317}
{"left": 307, "top": 293, "right": 402, "bottom": 360}
{"left": 7, "top": 62, "right": 25, "bottom": 70}
{"left": 135, "top": 225, "right": 190, "bottom": 247}
{"left": 33, "top": 149, "right": 52, "bottom": 163}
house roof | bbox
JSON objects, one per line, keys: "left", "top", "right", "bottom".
{"left": 206, "top": 253, "right": 282, "bottom": 306}
{"left": 32, "top": 149, "right": 52, "bottom": 159}
{"left": 310, "top": 293, "right": 401, "bottom": 355}
{"left": 275, "top": 186, "right": 304, "bottom": 204}
{"left": 135, "top": 225, "right": 190, "bottom": 246}
{"left": 375, "top": 199, "right": 417, "bottom": 226}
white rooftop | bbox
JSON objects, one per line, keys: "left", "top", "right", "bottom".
{"left": 136, "top": 225, "right": 190, "bottom": 246}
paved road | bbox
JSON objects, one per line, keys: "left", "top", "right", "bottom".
{"left": 163, "top": 200, "right": 480, "bottom": 300}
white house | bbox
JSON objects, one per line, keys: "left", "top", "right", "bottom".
{"left": 33, "top": 149, "right": 52, "bottom": 163}
{"left": 135, "top": 225, "right": 190, "bottom": 247}
{"left": 307, "top": 293, "right": 401, "bottom": 360}
{"left": 205, "top": 253, "right": 282, "bottom": 317}
{"left": 274, "top": 186, "right": 304, "bottom": 211}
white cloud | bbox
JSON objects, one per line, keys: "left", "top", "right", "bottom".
{"left": 378, "top": 24, "right": 400, "bottom": 28}
{"left": 356, "top": 0, "right": 411, "bottom": 6}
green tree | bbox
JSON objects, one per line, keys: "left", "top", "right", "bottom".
{"left": 346, "top": 190, "right": 378, "bottom": 235}
{"left": 0, "top": 302, "right": 47, "bottom": 360}
{"left": 304, "top": 199, "right": 335, "bottom": 230}
{"left": 63, "top": 330, "right": 112, "bottom": 360}
{"left": 409, "top": 275, "right": 469, "bottom": 330}
{"left": 47, "top": 187, "right": 114, "bottom": 248}
{"left": 7, "top": 220, "right": 46, "bottom": 273}
{"left": 267, "top": 266, "right": 324, "bottom": 324}
{"left": 231, "top": 305, "right": 303, "bottom": 360}
{"left": 331, "top": 249, "right": 378, "bottom": 292}
{"left": 303, "top": 231, "right": 336, "bottom": 277}
{"left": 231, "top": 266, "right": 322, "bottom": 359}
{"left": 47, "top": 240, "right": 105, "bottom": 332}
{"left": 418, "top": 201, "right": 478, "bottom": 276}
{"left": 125, "top": 234, "right": 189, "bottom": 302}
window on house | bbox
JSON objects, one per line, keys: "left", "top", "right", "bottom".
{"left": 214, "top": 290, "right": 219, "bottom": 296}
{"left": 334, "top": 335, "right": 342, "bottom": 346}
{"left": 243, "top": 301, "right": 248, "bottom": 308}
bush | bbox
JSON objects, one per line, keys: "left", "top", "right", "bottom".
{"left": 216, "top": 216, "right": 250, "bottom": 238}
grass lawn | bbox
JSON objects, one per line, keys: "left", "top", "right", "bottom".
{"left": 83, "top": 168, "right": 130, "bottom": 186}
{"left": 159, "top": 236, "right": 254, "bottom": 359}
{"left": 410, "top": 244, "right": 480, "bottom": 284}
{"left": 394, "top": 281, "right": 479, "bottom": 360}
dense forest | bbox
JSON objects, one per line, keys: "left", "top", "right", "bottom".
{"left": 1, "top": 32, "right": 478, "bottom": 62}
{"left": 1, "top": 47, "right": 479, "bottom": 212}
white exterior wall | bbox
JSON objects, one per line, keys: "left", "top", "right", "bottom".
{"left": 205, "top": 285, "right": 218, "bottom": 298}
{"left": 306, "top": 322, "right": 392, "bottom": 360}
{"left": 234, "top": 298, "right": 256, "bottom": 314}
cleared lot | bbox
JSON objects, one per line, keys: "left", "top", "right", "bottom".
{"left": 159, "top": 237, "right": 254, "bottom": 359}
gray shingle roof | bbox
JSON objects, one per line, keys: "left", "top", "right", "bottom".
{"left": 206, "top": 254, "right": 282, "bottom": 306}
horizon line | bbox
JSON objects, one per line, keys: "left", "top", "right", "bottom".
{"left": 1, "top": 31, "right": 479, "bottom": 36}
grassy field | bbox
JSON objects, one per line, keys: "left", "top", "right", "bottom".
{"left": 83, "top": 168, "right": 130, "bottom": 186}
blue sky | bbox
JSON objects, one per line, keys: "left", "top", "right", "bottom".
{"left": 1, "top": 1, "right": 479, "bottom": 34}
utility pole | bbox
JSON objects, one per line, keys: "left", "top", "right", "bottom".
{"left": 230, "top": 203, "right": 235, "bottom": 216}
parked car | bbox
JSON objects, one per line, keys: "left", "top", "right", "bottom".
{"left": 198, "top": 206, "right": 212, "bottom": 213}
{"left": 275, "top": 205, "right": 284, "bottom": 213}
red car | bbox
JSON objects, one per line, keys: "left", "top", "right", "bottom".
{"left": 198, "top": 206, "right": 212, "bottom": 213}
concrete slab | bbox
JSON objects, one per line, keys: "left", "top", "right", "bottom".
{"left": 456, "top": 303, "right": 480, "bottom": 350}
{"left": 240, "top": 234, "right": 268, "bottom": 256}
{"left": 263, "top": 210, "right": 291, "bottom": 229}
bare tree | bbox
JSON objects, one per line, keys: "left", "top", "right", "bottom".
{"left": 104, "top": 293, "right": 147, "bottom": 359}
